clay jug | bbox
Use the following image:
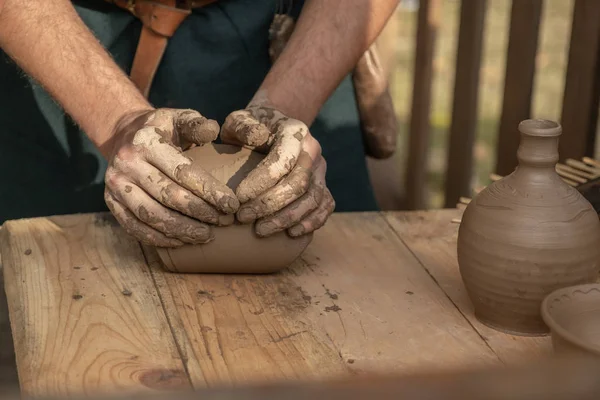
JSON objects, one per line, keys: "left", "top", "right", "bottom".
{"left": 457, "top": 119, "right": 600, "bottom": 336}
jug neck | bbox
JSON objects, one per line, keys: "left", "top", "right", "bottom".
{"left": 516, "top": 119, "right": 561, "bottom": 169}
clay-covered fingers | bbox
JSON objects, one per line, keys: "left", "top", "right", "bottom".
{"left": 105, "top": 173, "right": 214, "bottom": 244}
{"left": 253, "top": 156, "right": 326, "bottom": 236}
{"left": 174, "top": 109, "right": 220, "bottom": 146}
{"left": 130, "top": 163, "right": 234, "bottom": 226}
{"left": 143, "top": 108, "right": 219, "bottom": 148}
{"left": 237, "top": 151, "right": 313, "bottom": 223}
{"left": 288, "top": 188, "right": 335, "bottom": 237}
{"left": 127, "top": 126, "right": 239, "bottom": 214}
{"left": 220, "top": 109, "right": 271, "bottom": 148}
{"left": 254, "top": 177, "right": 324, "bottom": 237}
{"left": 104, "top": 191, "right": 184, "bottom": 248}
{"left": 236, "top": 118, "right": 309, "bottom": 203}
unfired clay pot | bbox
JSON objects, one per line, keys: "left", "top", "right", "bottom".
{"left": 156, "top": 143, "right": 313, "bottom": 273}
{"left": 457, "top": 119, "right": 600, "bottom": 336}
{"left": 542, "top": 283, "right": 600, "bottom": 359}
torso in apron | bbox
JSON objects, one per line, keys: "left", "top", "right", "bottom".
{"left": 0, "top": 0, "right": 377, "bottom": 223}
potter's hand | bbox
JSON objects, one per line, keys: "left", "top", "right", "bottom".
{"left": 103, "top": 109, "right": 239, "bottom": 247}
{"left": 220, "top": 106, "right": 335, "bottom": 237}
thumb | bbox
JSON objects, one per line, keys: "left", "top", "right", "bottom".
{"left": 175, "top": 109, "right": 220, "bottom": 145}
{"left": 220, "top": 109, "right": 271, "bottom": 148}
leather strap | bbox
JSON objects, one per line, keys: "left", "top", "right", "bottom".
{"left": 106, "top": 0, "right": 217, "bottom": 97}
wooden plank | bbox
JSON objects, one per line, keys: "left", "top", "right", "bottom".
{"left": 0, "top": 213, "right": 191, "bottom": 398}
{"left": 0, "top": 230, "right": 19, "bottom": 392}
{"left": 559, "top": 0, "right": 600, "bottom": 161}
{"left": 144, "top": 212, "right": 498, "bottom": 389}
{"left": 405, "top": 0, "right": 441, "bottom": 209}
{"left": 443, "top": 0, "right": 488, "bottom": 207}
{"left": 495, "top": 0, "right": 543, "bottom": 176}
{"left": 144, "top": 246, "right": 349, "bottom": 387}
{"left": 1, "top": 356, "right": 600, "bottom": 400}
{"left": 384, "top": 209, "right": 553, "bottom": 364}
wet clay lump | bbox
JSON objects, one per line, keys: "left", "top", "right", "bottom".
{"left": 457, "top": 119, "right": 600, "bottom": 336}
{"left": 156, "top": 143, "right": 313, "bottom": 273}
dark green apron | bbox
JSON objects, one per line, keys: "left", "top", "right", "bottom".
{"left": 0, "top": 0, "right": 378, "bottom": 224}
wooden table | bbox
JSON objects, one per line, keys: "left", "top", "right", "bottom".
{"left": 0, "top": 209, "right": 552, "bottom": 398}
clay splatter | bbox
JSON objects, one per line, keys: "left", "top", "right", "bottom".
{"left": 24, "top": 249, "right": 32, "bottom": 256}
{"left": 122, "top": 289, "right": 133, "bottom": 296}
{"left": 324, "top": 287, "right": 338, "bottom": 300}
{"left": 405, "top": 291, "right": 414, "bottom": 295}
{"left": 296, "top": 286, "right": 312, "bottom": 304}
{"left": 72, "top": 294, "right": 83, "bottom": 300}
{"left": 198, "top": 290, "right": 215, "bottom": 300}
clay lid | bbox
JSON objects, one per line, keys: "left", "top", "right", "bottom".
{"left": 518, "top": 119, "right": 562, "bottom": 137}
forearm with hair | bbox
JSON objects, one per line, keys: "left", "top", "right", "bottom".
{"left": 251, "top": 0, "right": 399, "bottom": 125}
{"left": 0, "top": 0, "right": 152, "bottom": 157}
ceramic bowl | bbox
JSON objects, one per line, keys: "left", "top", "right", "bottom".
{"left": 155, "top": 143, "right": 313, "bottom": 274}
{"left": 541, "top": 283, "right": 600, "bottom": 358}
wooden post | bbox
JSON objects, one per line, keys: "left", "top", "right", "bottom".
{"left": 559, "top": 0, "right": 600, "bottom": 161}
{"left": 405, "top": 0, "right": 441, "bottom": 209}
{"left": 495, "top": 0, "right": 543, "bottom": 176}
{"left": 443, "top": 0, "right": 488, "bottom": 208}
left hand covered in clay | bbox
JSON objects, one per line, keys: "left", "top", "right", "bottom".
{"left": 220, "top": 106, "right": 335, "bottom": 237}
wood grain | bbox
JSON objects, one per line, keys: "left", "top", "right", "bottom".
{"left": 144, "top": 212, "right": 498, "bottom": 390}
{"left": 495, "top": 0, "right": 543, "bottom": 176}
{"left": 444, "top": 0, "right": 488, "bottom": 207}
{"left": 2, "top": 356, "right": 600, "bottom": 400}
{"left": 0, "top": 229, "right": 19, "bottom": 391}
{"left": 0, "top": 213, "right": 191, "bottom": 397}
{"left": 405, "top": 0, "right": 441, "bottom": 209}
{"left": 559, "top": 0, "right": 600, "bottom": 161}
{"left": 384, "top": 209, "right": 553, "bottom": 364}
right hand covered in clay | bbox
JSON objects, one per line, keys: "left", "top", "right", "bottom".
{"left": 102, "top": 108, "right": 240, "bottom": 247}
{"left": 220, "top": 106, "right": 335, "bottom": 238}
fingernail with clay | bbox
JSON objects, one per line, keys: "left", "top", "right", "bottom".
{"left": 226, "top": 197, "right": 240, "bottom": 213}
{"left": 256, "top": 221, "right": 277, "bottom": 237}
{"left": 237, "top": 207, "right": 257, "bottom": 223}
{"left": 218, "top": 213, "right": 235, "bottom": 226}
{"left": 289, "top": 225, "right": 306, "bottom": 237}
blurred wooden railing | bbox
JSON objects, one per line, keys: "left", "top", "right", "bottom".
{"left": 403, "top": 0, "right": 600, "bottom": 209}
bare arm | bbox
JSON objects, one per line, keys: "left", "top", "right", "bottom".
{"left": 251, "top": 0, "right": 400, "bottom": 124}
{"left": 221, "top": 1, "right": 399, "bottom": 237}
{"left": 0, "top": 0, "right": 151, "bottom": 156}
{"left": 0, "top": 0, "right": 239, "bottom": 246}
